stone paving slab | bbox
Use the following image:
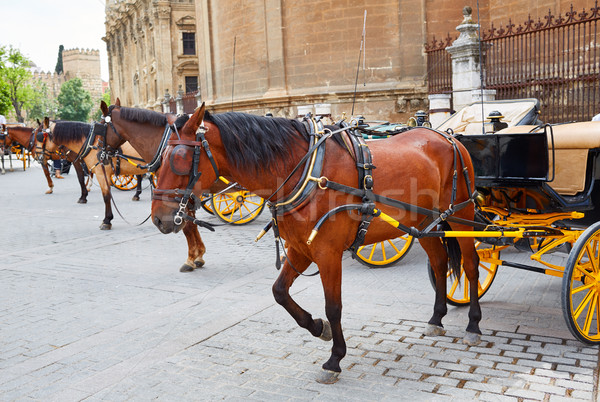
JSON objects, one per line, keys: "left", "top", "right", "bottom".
{"left": 0, "top": 166, "right": 598, "bottom": 400}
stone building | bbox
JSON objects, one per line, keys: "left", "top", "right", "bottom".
{"left": 32, "top": 48, "right": 104, "bottom": 108}
{"left": 103, "top": 0, "right": 198, "bottom": 111}
{"left": 104, "top": 0, "right": 594, "bottom": 122}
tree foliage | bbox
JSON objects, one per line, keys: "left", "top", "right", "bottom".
{"left": 27, "top": 81, "right": 57, "bottom": 122}
{"left": 57, "top": 78, "right": 93, "bottom": 122}
{"left": 0, "top": 46, "right": 34, "bottom": 122}
{"left": 91, "top": 89, "right": 111, "bottom": 121}
{"left": 55, "top": 45, "right": 64, "bottom": 75}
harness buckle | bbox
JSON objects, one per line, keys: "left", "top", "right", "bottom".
{"left": 363, "top": 175, "right": 373, "bottom": 190}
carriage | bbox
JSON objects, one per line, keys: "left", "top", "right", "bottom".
{"left": 351, "top": 100, "right": 600, "bottom": 346}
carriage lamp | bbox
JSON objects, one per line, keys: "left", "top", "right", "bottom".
{"left": 408, "top": 110, "right": 432, "bottom": 127}
{"left": 486, "top": 110, "right": 508, "bottom": 133}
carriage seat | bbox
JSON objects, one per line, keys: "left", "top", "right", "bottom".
{"left": 496, "top": 122, "right": 600, "bottom": 195}
{"left": 436, "top": 98, "right": 541, "bottom": 135}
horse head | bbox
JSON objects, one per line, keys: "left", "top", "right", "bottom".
{"left": 151, "top": 102, "right": 216, "bottom": 234}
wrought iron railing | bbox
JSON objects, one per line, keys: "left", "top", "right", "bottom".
{"left": 483, "top": 2, "right": 600, "bottom": 123}
{"left": 425, "top": 2, "right": 600, "bottom": 123}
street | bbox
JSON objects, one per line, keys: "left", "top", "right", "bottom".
{"left": 1, "top": 164, "right": 598, "bottom": 401}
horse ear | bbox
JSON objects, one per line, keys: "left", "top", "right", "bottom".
{"left": 115, "top": 98, "right": 121, "bottom": 107}
{"left": 100, "top": 101, "right": 109, "bottom": 116}
{"left": 37, "top": 119, "right": 41, "bottom": 125}
{"left": 187, "top": 102, "right": 206, "bottom": 133}
{"left": 43, "top": 117, "right": 50, "bottom": 128}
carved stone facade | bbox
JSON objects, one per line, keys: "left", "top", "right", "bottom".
{"left": 104, "top": 0, "right": 198, "bottom": 111}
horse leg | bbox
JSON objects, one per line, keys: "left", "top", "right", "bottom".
{"left": 180, "top": 215, "right": 206, "bottom": 272}
{"left": 97, "top": 169, "right": 113, "bottom": 230}
{"left": 457, "top": 237, "right": 482, "bottom": 345}
{"left": 132, "top": 174, "right": 142, "bottom": 201}
{"left": 41, "top": 159, "right": 54, "bottom": 194}
{"left": 73, "top": 161, "right": 88, "bottom": 203}
{"left": 1, "top": 152, "right": 5, "bottom": 174}
{"left": 272, "top": 247, "right": 344, "bottom": 384}
{"left": 316, "top": 253, "right": 346, "bottom": 384}
{"left": 8, "top": 152, "right": 13, "bottom": 172}
{"left": 420, "top": 237, "right": 450, "bottom": 337}
{"left": 272, "top": 247, "right": 327, "bottom": 338}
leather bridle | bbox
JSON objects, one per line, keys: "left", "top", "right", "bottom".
{"left": 152, "top": 124, "right": 220, "bottom": 227}
{"left": 100, "top": 112, "right": 172, "bottom": 172}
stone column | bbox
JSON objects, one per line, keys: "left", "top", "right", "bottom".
{"left": 162, "top": 90, "right": 171, "bottom": 114}
{"left": 428, "top": 93, "right": 452, "bottom": 128}
{"left": 176, "top": 85, "right": 184, "bottom": 115}
{"left": 195, "top": 90, "right": 203, "bottom": 108}
{"left": 445, "top": 6, "right": 487, "bottom": 112}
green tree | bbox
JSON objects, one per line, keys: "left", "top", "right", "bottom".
{"left": 0, "top": 47, "right": 11, "bottom": 117}
{"left": 57, "top": 78, "right": 93, "bottom": 121}
{"left": 0, "top": 46, "right": 34, "bottom": 122}
{"left": 91, "top": 89, "right": 111, "bottom": 121}
{"left": 54, "top": 45, "right": 64, "bottom": 75}
{"left": 27, "top": 81, "right": 57, "bottom": 122}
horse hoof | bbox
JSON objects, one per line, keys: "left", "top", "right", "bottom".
{"left": 317, "top": 318, "right": 332, "bottom": 341}
{"left": 423, "top": 324, "right": 445, "bottom": 337}
{"left": 316, "top": 369, "right": 340, "bottom": 384}
{"left": 100, "top": 223, "right": 112, "bottom": 230}
{"left": 77, "top": 199, "right": 87, "bottom": 204}
{"left": 180, "top": 264, "right": 195, "bottom": 272}
{"left": 194, "top": 259, "right": 205, "bottom": 268}
{"left": 132, "top": 196, "right": 140, "bottom": 201}
{"left": 463, "top": 332, "right": 481, "bottom": 346}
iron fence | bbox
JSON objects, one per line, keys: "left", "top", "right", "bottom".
{"left": 483, "top": 3, "right": 600, "bottom": 123}
{"left": 425, "top": 2, "right": 600, "bottom": 123}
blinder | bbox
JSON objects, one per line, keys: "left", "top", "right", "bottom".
{"left": 169, "top": 144, "right": 195, "bottom": 176}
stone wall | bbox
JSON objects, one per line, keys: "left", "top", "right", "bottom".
{"left": 31, "top": 48, "right": 104, "bottom": 115}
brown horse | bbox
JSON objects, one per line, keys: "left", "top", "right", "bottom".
{"left": 98, "top": 99, "right": 207, "bottom": 272}
{"left": 3, "top": 123, "right": 89, "bottom": 202}
{"left": 151, "top": 104, "right": 482, "bottom": 383}
{"left": 35, "top": 118, "right": 150, "bottom": 230}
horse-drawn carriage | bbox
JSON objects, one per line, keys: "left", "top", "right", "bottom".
{"left": 349, "top": 99, "right": 600, "bottom": 345}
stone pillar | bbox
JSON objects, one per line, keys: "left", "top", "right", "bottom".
{"left": 175, "top": 85, "right": 184, "bottom": 115}
{"left": 195, "top": 90, "right": 203, "bottom": 109}
{"left": 162, "top": 89, "right": 171, "bottom": 114}
{"left": 471, "top": 89, "right": 496, "bottom": 103}
{"left": 428, "top": 93, "right": 452, "bottom": 128}
{"left": 445, "top": 6, "right": 485, "bottom": 113}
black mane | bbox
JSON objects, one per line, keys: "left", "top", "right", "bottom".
{"left": 204, "top": 111, "right": 309, "bottom": 173}
{"left": 51, "top": 121, "right": 91, "bottom": 144}
{"left": 119, "top": 106, "right": 168, "bottom": 127}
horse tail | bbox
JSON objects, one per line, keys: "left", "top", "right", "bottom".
{"left": 440, "top": 221, "right": 462, "bottom": 280}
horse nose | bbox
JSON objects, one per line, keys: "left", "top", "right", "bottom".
{"left": 153, "top": 215, "right": 173, "bottom": 234}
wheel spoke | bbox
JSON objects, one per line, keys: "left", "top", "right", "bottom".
{"left": 573, "top": 287, "right": 595, "bottom": 321}
{"left": 387, "top": 239, "right": 401, "bottom": 254}
{"left": 582, "top": 292, "right": 597, "bottom": 336}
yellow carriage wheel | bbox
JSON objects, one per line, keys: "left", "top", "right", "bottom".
{"left": 212, "top": 191, "right": 265, "bottom": 225}
{"left": 562, "top": 222, "right": 600, "bottom": 345}
{"left": 354, "top": 234, "right": 414, "bottom": 268}
{"left": 111, "top": 174, "right": 138, "bottom": 191}
{"left": 428, "top": 241, "right": 501, "bottom": 306}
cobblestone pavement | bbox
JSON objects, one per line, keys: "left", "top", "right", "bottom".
{"left": 1, "top": 165, "right": 599, "bottom": 401}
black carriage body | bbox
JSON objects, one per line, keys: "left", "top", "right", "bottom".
{"left": 456, "top": 128, "right": 600, "bottom": 225}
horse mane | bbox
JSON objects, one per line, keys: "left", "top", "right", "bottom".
{"left": 51, "top": 121, "right": 91, "bottom": 144}
{"left": 118, "top": 106, "right": 168, "bottom": 127}
{"left": 204, "top": 111, "right": 310, "bottom": 173}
